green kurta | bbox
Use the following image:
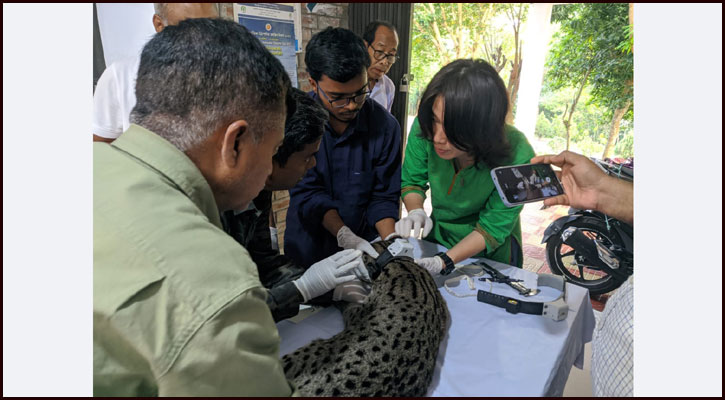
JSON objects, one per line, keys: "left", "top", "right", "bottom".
{"left": 93, "top": 125, "right": 298, "bottom": 396}
{"left": 401, "top": 118, "right": 536, "bottom": 266}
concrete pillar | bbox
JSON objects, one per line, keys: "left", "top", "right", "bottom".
{"left": 514, "top": 3, "right": 554, "bottom": 141}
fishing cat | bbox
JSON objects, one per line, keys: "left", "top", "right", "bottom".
{"left": 282, "top": 240, "right": 449, "bottom": 396}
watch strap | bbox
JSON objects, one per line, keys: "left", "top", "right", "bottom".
{"left": 437, "top": 252, "right": 455, "bottom": 275}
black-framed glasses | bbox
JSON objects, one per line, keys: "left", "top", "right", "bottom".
{"left": 368, "top": 45, "right": 399, "bottom": 64}
{"left": 316, "top": 82, "right": 370, "bottom": 109}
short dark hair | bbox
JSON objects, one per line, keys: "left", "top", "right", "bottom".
{"left": 418, "top": 59, "right": 512, "bottom": 168}
{"left": 305, "top": 27, "right": 369, "bottom": 82}
{"left": 274, "top": 88, "right": 328, "bottom": 167}
{"left": 362, "top": 20, "right": 398, "bottom": 45}
{"left": 130, "top": 18, "right": 290, "bottom": 151}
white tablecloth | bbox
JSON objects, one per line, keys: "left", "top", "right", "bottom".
{"left": 277, "top": 238, "right": 595, "bottom": 396}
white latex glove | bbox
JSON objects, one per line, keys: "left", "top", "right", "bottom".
{"left": 336, "top": 225, "right": 380, "bottom": 258}
{"left": 293, "top": 249, "right": 362, "bottom": 302}
{"left": 332, "top": 279, "right": 373, "bottom": 303}
{"left": 395, "top": 208, "right": 433, "bottom": 239}
{"left": 414, "top": 256, "right": 443, "bottom": 275}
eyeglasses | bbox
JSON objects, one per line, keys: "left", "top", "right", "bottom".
{"left": 316, "top": 82, "right": 370, "bottom": 109}
{"left": 368, "top": 45, "right": 399, "bottom": 64}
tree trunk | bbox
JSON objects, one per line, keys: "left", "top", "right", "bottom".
{"left": 629, "top": 3, "right": 634, "bottom": 26}
{"left": 602, "top": 99, "right": 631, "bottom": 159}
{"left": 563, "top": 104, "right": 571, "bottom": 150}
{"left": 505, "top": 4, "right": 523, "bottom": 123}
{"left": 423, "top": 4, "right": 450, "bottom": 65}
{"left": 507, "top": 58, "right": 522, "bottom": 123}
{"left": 562, "top": 69, "right": 590, "bottom": 151}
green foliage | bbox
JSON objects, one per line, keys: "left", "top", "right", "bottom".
{"left": 546, "top": 3, "right": 633, "bottom": 113}
{"left": 535, "top": 112, "right": 558, "bottom": 138}
{"left": 617, "top": 24, "right": 634, "bottom": 55}
{"left": 409, "top": 3, "right": 528, "bottom": 115}
{"left": 535, "top": 79, "right": 632, "bottom": 158}
{"left": 541, "top": 3, "right": 633, "bottom": 158}
{"left": 409, "top": 3, "right": 633, "bottom": 159}
{"left": 615, "top": 131, "right": 634, "bottom": 158}
{"left": 573, "top": 136, "right": 605, "bottom": 157}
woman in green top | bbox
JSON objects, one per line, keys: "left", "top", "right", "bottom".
{"left": 395, "top": 59, "right": 535, "bottom": 272}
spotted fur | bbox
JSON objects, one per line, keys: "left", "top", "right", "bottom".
{"left": 282, "top": 241, "right": 449, "bottom": 396}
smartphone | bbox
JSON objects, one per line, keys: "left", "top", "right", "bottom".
{"left": 490, "top": 163, "right": 565, "bottom": 207}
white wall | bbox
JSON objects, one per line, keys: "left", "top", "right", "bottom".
{"left": 96, "top": 3, "right": 156, "bottom": 66}
{"left": 514, "top": 3, "right": 554, "bottom": 140}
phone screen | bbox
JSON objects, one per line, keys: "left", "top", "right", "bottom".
{"left": 493, "top": 163, "right": 565, "bottom": 206}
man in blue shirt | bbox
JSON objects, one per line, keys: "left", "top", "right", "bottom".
{"left": 284, "top": 27, "right": 402, "bottom": 268}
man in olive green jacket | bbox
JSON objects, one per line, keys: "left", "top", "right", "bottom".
{"left": 94, "top": 19, "right": 363, "bottom": 396}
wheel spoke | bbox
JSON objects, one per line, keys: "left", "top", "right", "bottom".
{"left": 560, "top": 250, "right": 576, "bottom": 258}
{"left": 550, "top": 223, "right": 621, "bottom": 289}
{"left": 577, "top": 264, "right": 586, "bottom": 279}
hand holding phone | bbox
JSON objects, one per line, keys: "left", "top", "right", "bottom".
{"left": 491, "top": 163, "right": 565, "bottom": 207}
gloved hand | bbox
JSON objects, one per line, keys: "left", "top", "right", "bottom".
{"left": 332, "top": 279, "right": 372, "bottom": 303}
{"left": 293, "top": 249, "right": 364, "bottom": 302}
{"left": 414, "top": 256, "right": 443, "bottom": 275}
{"left": 336, "top": 225, "right": 380, "bottom": 258}
{"left": 395, "top": 208, "right": 433, "bottom": 239}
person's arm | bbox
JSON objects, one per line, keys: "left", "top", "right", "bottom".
{"left": 366, "top": 116, "right": 402, "bottom": 239}
{"left": 401, "top": 192, "right": 425, "bottom": 213}
{"left": 244, "top": 195, "right": 299, "bottom": 282}
{"left": 289, "top": 156, "right": 339, "bottom": 231}
{"left": 374, "top": 218, "right": 396, "bottom": 240}
{"left": 322, "top": 208, "right": 345, "bottom": 237}
{"left": 445, "top": 230, "right": 487, "bottom": 263}
{"left": 462, "top": 133, "right": 536, "bottom": 260}
{"left": 396, "top": 119, "right": 435, "bottom": 239}
{"left": 400, "top": 118, "right": 430, "bottom": 206}
{"left": 157, "top": 287, "right": 299, "bottom": 396}
{"left": 433, "top": 128, "right": 535, "bottom": 265}
{"left": 414, "top": 231, "right": 488, "bottom": 275}
{"left": 93, "top": 135, "right": 115, "bottom": 143}
{"left": 530, "top": 151, "right": 633, "bottom": 224}
{"left": 594, "top": 178, "right": 633, "bottom": 225}
{"left": 266, "top": 282, "right": 305, "bottom": 322}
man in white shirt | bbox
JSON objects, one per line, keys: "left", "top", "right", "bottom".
{"left": 362, "top": 21, "right": 399, "bottom": 112}
{"left": 93, "top": 3, "right": 219, "bottom": 143}
{"left": 532, "top": 151, "right": 633, "bottom": 397}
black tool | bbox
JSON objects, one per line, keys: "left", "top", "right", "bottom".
{"left": 473, "top": 260, "right": 539, "bottom": 297}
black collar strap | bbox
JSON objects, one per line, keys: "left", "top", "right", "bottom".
{"left": 477, "top": 273, "right": 569, "bottom": 321}
{"left": 370, "top": 239, "right": 416, "bottom": 280}
{"left": 437, "top": 252, "right": 456, "bottom": 275}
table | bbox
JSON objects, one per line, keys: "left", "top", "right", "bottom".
{"left": 276, "top": 238, "right": 595, "bottom": 396}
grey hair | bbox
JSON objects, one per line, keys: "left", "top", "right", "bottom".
{"left": 153, "top": 3, "right": 168, "bottom": 23}
{"left": 130, "top": 18, "right": 290, "bottom": 152}
{"left": 153, "top": 3, "right": 220, "bottom": 25}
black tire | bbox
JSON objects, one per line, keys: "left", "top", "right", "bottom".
{"left": 546, "top": 216, "right": 628, "bottom": 295}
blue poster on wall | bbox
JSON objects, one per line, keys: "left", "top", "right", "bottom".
{"left": 234, "top": 3, "right": 298, "bottom": 87}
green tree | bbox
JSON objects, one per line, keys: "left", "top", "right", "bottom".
{"left": 545, "top": 3, "right": 633, "bottom": 155}
{"left": 410, "top": 3, "right": 528, "bottom": 118}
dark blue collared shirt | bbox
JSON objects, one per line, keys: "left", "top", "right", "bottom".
{"left": 284, "top": 94, "right": 401, "bottom": 268}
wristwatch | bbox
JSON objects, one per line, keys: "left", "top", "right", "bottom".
{"left": 436, "top": 252, "right": 456, "bottom": 275}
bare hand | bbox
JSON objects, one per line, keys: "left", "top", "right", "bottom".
{"left": 530, "top": 151, "right": 609, "bottom": 210}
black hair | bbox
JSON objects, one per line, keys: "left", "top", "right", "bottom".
{"left": 274, "top": 88, "right": 328, "bottom": 167}
{"left": 130, "top": 18, "right": 290, "bottom": 151}
{"left": 305, "top": 27, "right": 370, "bottom": 82}
{"left": 362, "top": 20, "right": 398, "bottom": 45}
{"left": 418, "top": 59, "right": 512, "bottom": 168}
